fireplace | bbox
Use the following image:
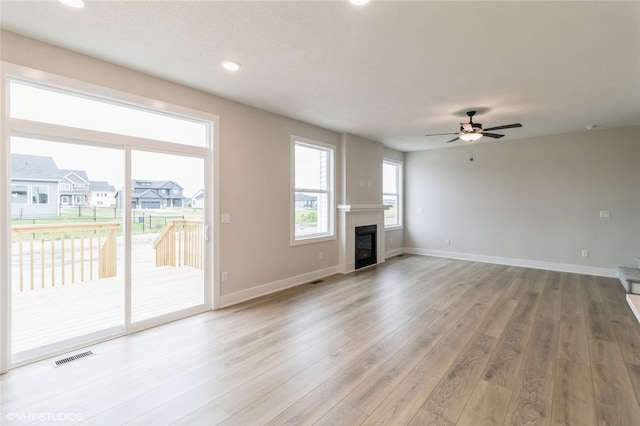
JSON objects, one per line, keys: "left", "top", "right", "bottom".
{"left": 355, "top": 225, "right": 377, "bottom": 270}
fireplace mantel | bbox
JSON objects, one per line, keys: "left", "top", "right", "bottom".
{"left": 337, "top": 204, "right": 391, "bottom": 212}
{"left": 337, "top": 204, "right": 389, "bottom": 274}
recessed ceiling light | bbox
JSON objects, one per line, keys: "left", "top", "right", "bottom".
{"left": 222, "top": 61, "right": 241, "bottom": 72}
{"left": 58, "top": 0, "right": 85, "bottom": 8}
{"left": 349, "top": 0, "right": 370, "bottom": 5}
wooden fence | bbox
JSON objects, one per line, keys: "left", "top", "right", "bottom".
{"left": 154, "top": 220, "right": 203, "bottom": 269}
{"left": 11, "top": 222, "right": 120, "bottom": 292}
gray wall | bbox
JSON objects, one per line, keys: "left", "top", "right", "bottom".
{"left": 340, "top": 133, "right": 383, "bottom": 205}
{"left": 404, "top": 126, "right": 640, "bottom": 272}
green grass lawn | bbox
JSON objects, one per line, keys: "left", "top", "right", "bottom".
{"left": 11, "top": 207, "right": 204, "bottom": 240}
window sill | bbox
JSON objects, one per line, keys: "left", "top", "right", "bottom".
{"left": 384, "top": 225, "right": 403, "bottom": 232}
{"left": 291, "top": 234, "right": 336, "bottom": 247}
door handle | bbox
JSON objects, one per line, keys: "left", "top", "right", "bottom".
{"left": 203, "top": 224, "right": 210, "bottom": 242}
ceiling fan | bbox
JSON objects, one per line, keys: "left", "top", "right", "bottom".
{"left": 425, "top": 111, "right": 522, "bottom": 143}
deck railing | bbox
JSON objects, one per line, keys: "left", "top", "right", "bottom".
{"left": 11, "top": 222, "right": 120, "bottom": 292}
{"left": 154, "top": 220, "right": 203, "bottom": 269}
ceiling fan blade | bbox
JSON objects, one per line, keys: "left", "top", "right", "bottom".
{"left": 446, "top": 136, "right": 460, "bottom": 143}
{"left": 482, "top": 133, "right": 505, "bottom": 139}
{"left": 461, "top": 123, "right": 473, "bottom": 131}
{"left": 425, "top": 132, "right": 459, "bottom": 137}
{"left": 483, "top": 123, "right": 522, "bottom": 131}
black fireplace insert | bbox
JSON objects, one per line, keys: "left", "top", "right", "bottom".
{"left": 355, "top": 224, "right": 377, "bottom": 270}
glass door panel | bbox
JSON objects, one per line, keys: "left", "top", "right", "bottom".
{"left": 10, "top": 137, "right": 124, "bottom": 357}
{"left": 131, "top": 150, "right": 205, "bottom": 322}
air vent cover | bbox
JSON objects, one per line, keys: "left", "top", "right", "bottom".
{"left": 54, "top": 350, "right": 95, "bottom": 367}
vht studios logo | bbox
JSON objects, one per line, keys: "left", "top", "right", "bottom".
{"left": 5, "top": 411, "right": 84, "bottom": 422}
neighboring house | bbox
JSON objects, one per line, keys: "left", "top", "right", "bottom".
{"left": 190, "top": 189, "right": 205, "bottom": 209}
{"left": 59, "top": 169, "right": 91, "bottom": 207}
{"left": 11, "top": 154, "right": 117, "bottom": 216}
{"left": 89, "top": 181, "right": 116, "bottom": 207}
{"left": 10, "top": 154, "right": 60, "bottom": 217}
{"left": 295, "top": 193, "right": 317, "bottom": 210}
{"left": 117, "top": 180, "right": 185, "bottom": 209}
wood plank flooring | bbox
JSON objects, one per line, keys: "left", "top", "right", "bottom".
{"left": 1, "top": 254, "right": 640, "bottom": 425}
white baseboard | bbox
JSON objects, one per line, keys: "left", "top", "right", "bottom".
{"left": 403, "top": 247, "right": 618, "bottom": 278}
{"left": 218, "top": 265, "right": 340, "bottom": 308}
{"left": 385, "top": 248, "right": 404, "bottom": 259}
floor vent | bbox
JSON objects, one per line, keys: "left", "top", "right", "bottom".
{"left": 54, "top": 350, "right": 95, "bottom": 367}
{"left": 310, "top": 279, "right": 323, "bottom": 285}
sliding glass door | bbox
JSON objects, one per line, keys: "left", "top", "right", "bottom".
{"left": 4, "top": 70, "right": 216, "bottom": 365}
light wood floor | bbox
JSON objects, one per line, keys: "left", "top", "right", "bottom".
{"left": 2, "top": 255, "right": 640, "bottom": 425}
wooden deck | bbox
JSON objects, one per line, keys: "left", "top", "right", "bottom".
{"left": 12, "top": 265, "right": 203, "bottom": 354}
{"left": 11, "top": 232, "right": 204, "bottom": 354}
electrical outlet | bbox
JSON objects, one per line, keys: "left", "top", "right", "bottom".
{"left": 581, "top": 250, "right": 589, "bottom": 257}
{"left": 221, "top": 271, "right": 228, "bottom": 282}
{"left": 319, "top": 252, "right": 323, "bottom": 260}
{"left": 445, "top": 239, "right": 451, "bottom": 246}
{"left": 599, "top": 210, "right": 610, "bottom": 218}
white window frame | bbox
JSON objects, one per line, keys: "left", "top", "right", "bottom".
{"left": 291, "top": 135, "right": 335, "bottom": 245}
{"left": 59, "top": 182, "right": 70, "bottom": 190}
{"left": 383, "top": 158, "right": 403, "bottom": 230}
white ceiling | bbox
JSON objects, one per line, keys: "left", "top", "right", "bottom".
{"left": 1, "top": 0, "right": 639, "bottom": 152}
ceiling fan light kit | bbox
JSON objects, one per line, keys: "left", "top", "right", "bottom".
{"left": 459, "top": 132, "right": 483, "bottom": 142}
{"left": 425, "top": 110, "right": 523, "bottom": 144}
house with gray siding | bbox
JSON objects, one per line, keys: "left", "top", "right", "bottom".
{"left": 59, "top": 169, "right": 91, "bottom": 207}
{"left": 10, "top": 154, "right": 60, "bottom": 217}
{"left": 117, "top": 180, "right": 185, "bottom": 209}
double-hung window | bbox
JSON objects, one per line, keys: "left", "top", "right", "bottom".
{"left": 383, "top": 159, "right": 403, "bottom": 229}
{"left": 292, "top": 136, "right": 335, "bottom": 244}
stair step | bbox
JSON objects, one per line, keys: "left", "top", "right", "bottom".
{"left": 627, "top": 294, "right": 640, "bottom": 325}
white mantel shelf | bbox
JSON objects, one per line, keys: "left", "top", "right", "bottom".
{"left": 337, "top": 204, "right": 391, "bottom": 212}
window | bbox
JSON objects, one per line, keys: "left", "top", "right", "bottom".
{"left": 31, "top": 186, "right": 49, "bottom": 204}
{"left": 10, "top": 80, "right": 209, "bottom": 148}
{"left": 11, "top": 185, "right": 28, "bottom": 203}
{"left": 59, "top": 182, "right": 71, "bottom": 190}
{"left": 292, "top": 136, "right": 335, "bottom": 243}
{"left": 383, "top": 159, "right": 402, "bottom": 228}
